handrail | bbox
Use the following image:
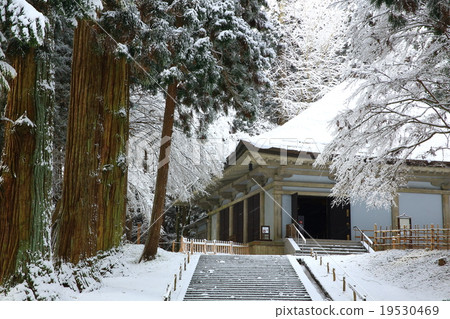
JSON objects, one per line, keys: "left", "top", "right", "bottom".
{"left": 353, "top": 226, "right": 373, "bottom": 246}
{"left": 293, "top": 224, "right": 307, "bottom": 245}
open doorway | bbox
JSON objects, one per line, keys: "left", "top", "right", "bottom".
{"left": 291, "top": 194, "right": 350, "bottom": 240}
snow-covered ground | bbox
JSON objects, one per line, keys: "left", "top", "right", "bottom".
{"left": 74, "top": 245, "right": 198, "bottom": 301}
{"left": 300, "top": 249, "right": 450, "bottom": 301}
{"left": 0, "top": 245, "right": 198, "bottom": 301}
{"left": 2, "top": 245, "right": 449, "bottom": 302}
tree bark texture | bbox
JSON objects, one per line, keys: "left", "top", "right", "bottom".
{"left": 141, "top": 82, "right": 177, "bottom": 261}
{"left": 54, "top": 19, "right": 129, "bottom": 264}
{"left": 0, "top": 47, "right": 53, "bottom": 285}
{"left": 96, "top": 44, "right": 130, "bottom": 252}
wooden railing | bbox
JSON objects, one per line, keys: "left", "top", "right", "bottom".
{"left": 286, "top": 223, "right": 307, "bottom": 245}
{"left": 179, "top": 237, "right": 250, "bottom": 255}
{"left": 353, "top": 225, "right": 450, "bottom": 251}
{"left": 353, "top": 226, "right": 374, "bottom": 251}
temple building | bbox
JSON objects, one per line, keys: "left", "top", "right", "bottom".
{"left": 191, "top": 83, "right": 450, "bottom": 254}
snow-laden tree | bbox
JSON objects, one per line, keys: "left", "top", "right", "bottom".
{"left": 0, "top": 35, "right": 16, "bottom": 92}
{"left": 316, "top": 0, "right": 449, "bottom": 208}
{"left": 53, "top": 0, "right": 142, "bottom": 264}
{"left": 127, "top": 92, "right": 230, "bottom": 241}
{"left": 139, "top": 0, "right": 277, "bottom": 260}
{"left": 0, "top": 0, "right": 53, "bottom": 286}
{"left": 265, "top": 0, "right": 350, "bottom": 123}
{"left": 0, "top": 0, "right": 46, "bottom": 90}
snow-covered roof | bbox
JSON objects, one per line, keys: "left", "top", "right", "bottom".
{"left": 246, "top": 81, "right": 449, "bottom": 163}
{"left": 248, "top": 81, "right": 359, "bottom": 154}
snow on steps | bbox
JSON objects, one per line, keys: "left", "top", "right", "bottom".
{"left": 296, "top": 239, "right": 368, "bottom": 256}
{"left": 183, "top": 255, "right": 311, "bottom": 301}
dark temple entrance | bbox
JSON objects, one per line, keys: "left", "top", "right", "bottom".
{"left": 291, "top": 194, "right": 350, "bottom": 240}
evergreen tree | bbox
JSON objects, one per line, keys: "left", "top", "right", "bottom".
{"left": 139, "top": 0, "right": 276, "bottom": 260}
{"left": 53, "top": 0, "right": 141, "bottom": 263}
{"left": 0, "top": 0, "right": 53, "bottom": 285}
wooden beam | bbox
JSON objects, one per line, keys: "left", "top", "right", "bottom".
{"left": 229, "top": 205, "right": 234, "bottom": 238}
{"left": 243, "top": 199, "right": 248, "bottom": 243}
{"left": 391, "top": 195, "right": 399, "bottom": 229}
{"left": 397, "top": 188, "right": 450, "bottom": 195}
{"left": 222, "top": 191, "right": 234, "bottom": 200}
{"left": 208, "top": 183, "right": 275, "bottom": 217}
{"left": 232, "top": 183, "right": 248, "bottom": 193}
{"left": 273, "top": 192, "right": 282, "bottom": 240}
{"left": 430, "top": 180, "right": 450, "bottom": 190}
{"left": 260, "top": 191, "right": 265, "bottom": 227}
{"left": 443, "top": 195, "right": 450, "bottom": 228}
{"left": 274, "top": 180, "right": 334, "bottom": 189}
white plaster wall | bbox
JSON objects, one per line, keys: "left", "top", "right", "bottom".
{"left": 281, "top": 195, "right": 293, "bottom": 238}
{"left": 350, "top": 201, "right": 391, "bottom": 240}
{"left": 264, "top": 188, "right": 275, "bottom": 240}
{"left": 398, "top": 193, "right": 443, "bottom": 227}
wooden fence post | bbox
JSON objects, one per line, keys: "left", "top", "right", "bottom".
{"left": 174, "top": 274, "right": 177, "bottom": 291}
{"left": 373, "top": 224, "right": 378, "bottom": 251}
{"left": 431, "top": 224, "right": 435, "bottom": 250}
{"left": 332, "top": 268, "right": 336, "bottom": 281}
{"left": 343, "top": 277, "right": 346, "bottom": 292}
{"left": 190, "top": 239, "right": 194, "bottom": 254}
{"left": 180, "top": 237, "right": 185, "bottom": 253}
{"left": 327, "top": 262, "right": 329, "bottom": 274}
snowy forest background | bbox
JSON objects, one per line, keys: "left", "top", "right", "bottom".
{"left": 0, "top": 0, "right": 448, "bottom": 300}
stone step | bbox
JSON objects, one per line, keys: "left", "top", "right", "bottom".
{"left": 183, "top": 255, "right": 312, "bottom": 301}
{"left": 295, "top": 239, "right": 368, "bottom": 255}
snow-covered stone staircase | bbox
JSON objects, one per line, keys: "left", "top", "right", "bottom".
{"left": 296, "top": 239, "right": 368, "bottom": 256}
{"left": 183, "top": 255, "right": 311, "bottom": 301}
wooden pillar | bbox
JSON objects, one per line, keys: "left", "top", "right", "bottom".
{"left": 207, "top": 217, "right": 211, "bottom": 240}
{"left": 260, "top": 191, "right": 265, "bottom": 226}
{"left": 442, "top": 194, "right": 449, "bottom": 228}
{"left": 391, "top": 194, "right": 399, "bottom": 229}
{"left": 229, "top": 206, "right": 234, "bottom": 239}
{"left": 274, "top": 193, "right": 282, "bottom": 240}
{"left": 243, "top": 199, "right": 248, "bottom": 243}
{"left": 216, "top": 213, "right": 220, "bottom": 241}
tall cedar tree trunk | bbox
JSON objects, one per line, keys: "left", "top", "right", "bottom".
{"left": 0, "top": 47, "right": 53, "bottom": 285}
{"left": 54, "top": 20, "right": 129, "bottom": 264}
{"left": 141, "top": 82, "right": 177, "bottom": 261}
